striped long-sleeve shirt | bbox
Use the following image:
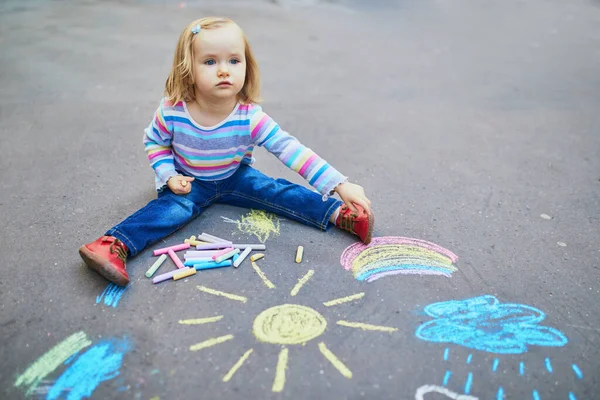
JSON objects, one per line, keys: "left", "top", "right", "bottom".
{"left": 143, "top": 99, "right": 347, "bottom": 199}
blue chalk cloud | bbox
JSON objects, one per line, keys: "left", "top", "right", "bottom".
{"left": 415, "top": 295, "right": 568, "bottom": 354}
{"left": 47, "top": 337, "right": 132, "bottom": 400}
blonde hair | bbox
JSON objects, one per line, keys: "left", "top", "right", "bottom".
{"left": 165, "top": 17, "right": 261, "bottom": 105}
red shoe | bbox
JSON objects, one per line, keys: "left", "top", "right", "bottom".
{"left": 335, "top": 204, "right": 374, "bottom": 244}
{"left": 79, "top": 236, "right": 130, "bottom": 286}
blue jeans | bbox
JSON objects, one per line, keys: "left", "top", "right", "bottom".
{"left": 106, "top": 165, "right": 342, "bottom": 256}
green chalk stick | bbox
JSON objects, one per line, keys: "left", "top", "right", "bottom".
{"left": 214, "top": 248, "right": 240, "bottom": 264}
{"left": 146, "top": 254, "right": 167, "bottom": 278}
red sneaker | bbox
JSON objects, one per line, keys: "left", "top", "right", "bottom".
{"left": 335, "top": 204, "right": 374, "bottom": 244}
{"left": 79, "top": 236, "right": 130, "bottom": 286}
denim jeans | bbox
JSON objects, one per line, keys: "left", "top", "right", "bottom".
{"left": 106, "top": 165, "right": 343, "bottom": 256}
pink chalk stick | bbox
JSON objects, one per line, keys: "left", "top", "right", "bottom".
{"left": 211, "top": 247, "right": 234, "bottom": 260}
{"left": 153, "top": 242, "right": 190, "bottom": 256}
{"left": 152, "top": 267, "right": 191, "bottom": 284}
{"left": 195, "top": 242, "right": 231, "bottom": 250}
{"left": 168, "top": 249, "right": 186, "bottom": 269}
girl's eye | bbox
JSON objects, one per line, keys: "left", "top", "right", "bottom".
{"left": 204, "top": 59, "right": 216, "bottom": 65}
{"left": 230, "top": 59, "right": 240, "bottom": 65}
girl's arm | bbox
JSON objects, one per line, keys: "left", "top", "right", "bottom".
{"left": 250, "top": 106, "right": 346, "bottom": 199}
{"left": 143, "top": 100, "right": 179, "bottom": 189}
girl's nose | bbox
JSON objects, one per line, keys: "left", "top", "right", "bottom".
{"left": 218, "top": 66, "right": 230, "bottom": 78}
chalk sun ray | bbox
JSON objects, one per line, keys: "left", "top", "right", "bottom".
{"left": 179, "top": 316, "right": 224, "bottom": 325}
{"left": 197, "top": 286, "right": 248, "bottom": 303}
{"left": 290, "top": 269, "right": 315, "bottom": 296}
{"left": 252, "top": 262, "right": 275, "bottom": 289}
{"left": 223, "top": 348, "right": 254, "bottom": 382}
{"left": 337, "top": 320, "right": 397, "bottom": 333}
{"left": 318, "top": 342, "right": 352, "bottom": 379}
{"left": 189, "top": 334, "right": 234, "bottom": 351}
{"left": 272, "top": 347, "right": 289, "bottom": 392}
{"left": 323, "top": 292, "right": 365, "bottom": 307}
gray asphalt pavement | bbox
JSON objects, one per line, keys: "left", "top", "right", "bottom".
{"left": 1, "top": 0, "right": 599, "bottom": 399}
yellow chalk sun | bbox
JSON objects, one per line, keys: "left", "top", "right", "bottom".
{"left": 181, "top": 267, "right": 397, "bottom": 393}
{"left": 253, "top": 304, "right": 327, "bottom": 345}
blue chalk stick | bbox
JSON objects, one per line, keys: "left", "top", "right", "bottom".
{"left": 194, "top": 260, "right": 233, "bottom": 270}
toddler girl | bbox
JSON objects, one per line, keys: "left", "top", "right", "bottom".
{"left": 79, "top": 17, "right": 373, "bottom": 286}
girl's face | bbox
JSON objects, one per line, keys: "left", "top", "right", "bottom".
{"left": 192, "top": 24, "right": 246, "bottom": 102}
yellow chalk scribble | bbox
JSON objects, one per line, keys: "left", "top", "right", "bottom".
{"left": 253, "top": 304, "right": 327, "bottom": 345}
{"left": 272, "top": 348, "right": 289, "bottom": 392}
{"left": 235, "top": 209, "right": 280, "bottom": 243}
{"left": 223, "top": 348, "right": 254, "bottom": 382}
{"left": 190, "top": 334, "right": 234, "bottom": 351}
{"left": 323, "top": 292, "right": 365, "bottom": 307}
{"left": 197, "top": 286, "right": 248, "bottom": 303}
{"left": 290, "top": 269, "right": 314, "bottom": 296}
{"left": 337, "top": 320, "right": 397, "bottom": 333}
{"left": 178, "top": 316, "right": 224, "bottom": 325}
{"left": 14, "top": 331, "right": 92, "bottom": 396}
{"left": 318, "top": 342, "right": 353, "bottom": 379}
{"left": 252, "top": 261, "right": 275, "bottom": 289}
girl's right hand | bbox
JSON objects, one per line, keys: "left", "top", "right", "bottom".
{"left": 167, "top": 175, "right": 195, "bottom": 195}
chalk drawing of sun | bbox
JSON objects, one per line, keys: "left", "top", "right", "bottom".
{"left": 179, "top": 265, "right": 396, "bottom": 392}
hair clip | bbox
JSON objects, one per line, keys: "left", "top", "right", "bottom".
{"left": 191, "top": 24, "right": 201, "bottom": 35}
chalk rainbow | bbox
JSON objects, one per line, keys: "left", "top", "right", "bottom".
{"left": 340, "top": 236, "right": 458, "bottom": 282}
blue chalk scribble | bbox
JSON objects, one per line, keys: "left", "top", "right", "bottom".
{"left": 569, "top": 392, "right": 577, "bottom": 400}
{"left": 497, "top": 387, "right": 504, "bottom": 400}
{"left": 466, "top": 354, "right": 472, "bottom": 364}
{"left": 545, "top": 358, "right": 552, "bottom": 373}
{"left": 415, "top": 295, "right": 568, "bottom": 354}
{"left": 464, "top": 372, "right": 473, "bottom": 394}
{"left": 96, "top": 283, "right": 127, "bottom": 308}
{"left": 520, "top": 361, "right": 525, "bottom": 376}
{"left": 492, "top": 358, "right": 499, "bottom": 372}
{"left": 572, "top": 364, "right": 583, "bottom": 379}
{"left": 533, "top": 389, "right": 541, "bottom": 400}
{"left": 443, "top": 347, "right": 449, "bottom": 361}
{"left": 47, "top": 337, "right": 132, "bottom": 400}
{"left": 442, "top": 370, "right": 452, "bottom": 386}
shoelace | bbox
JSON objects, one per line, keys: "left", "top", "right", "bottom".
{"left": 109, "top": 239, "right": 127, "bottom": 263}
{"left": 338, "top": 206, "right": 358, "bottom": 234}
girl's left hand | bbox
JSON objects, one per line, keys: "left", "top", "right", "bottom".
{"left": 334, "top": 182, "right": 372, "bottom": 215}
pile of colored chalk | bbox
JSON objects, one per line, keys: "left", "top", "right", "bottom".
{"left": 145, "top": 232, "right": 266, "bottom": 284}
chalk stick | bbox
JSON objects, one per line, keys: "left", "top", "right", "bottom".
{"left": 184, "top": 239, "right": 204, "bottom": 246}
{"left": 152, "top": 267, "right": 191, "bottom": 284}
{"left": 234, "top": 247, "right": 252, "bottom": 268}
{"left": 199, "top": 233, "right": 233, "bottom": 245}
{"left": 183, "top": 257, "right": 214, "bottom": 266}
{"left": 145, "top": 254, "right": 167, "bottom": 278}
{"left": 215, "top": 248, "right": 240, "bottom": 263}
{"left": 173, "top": 267, "right": 196, "bottom": 280}
{"left": 168, "top": 249, "right": 186, "bottom": 269}
{"left": 231, "top": 244, "right": 266, "bottom": 250}
{"left": 295, "top": 246, "right": 304, "bottom": 263}
{"left": 153, "top": 242, "right": 190, "bottom": 256}
{"left": 250, "top": 253, "right": 264, "bottom": 262}
{"left": 194, "top": 260, "right": 233, "bottom": 270}
{"left": 195, "top": 242, "right": 231, "bottom": 250}
{"left": 184, "top": 250, "right": 222, "bottom": 258}
{"left": 211, "top": 247, "right": 235, "bottom": 260}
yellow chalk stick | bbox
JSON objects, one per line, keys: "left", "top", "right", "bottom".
{"left": 295, "top": 246, "right": 304, "bottom": 263}
{"left": 250, "top": 253, "right": 264, "bottom": 262}
{"left": 173, "top": 268, "right": 197, "bottom": 281}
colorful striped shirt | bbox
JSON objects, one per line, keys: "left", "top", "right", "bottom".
{"left": 143, "top": 99, "right": 346, "bottom": 198}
